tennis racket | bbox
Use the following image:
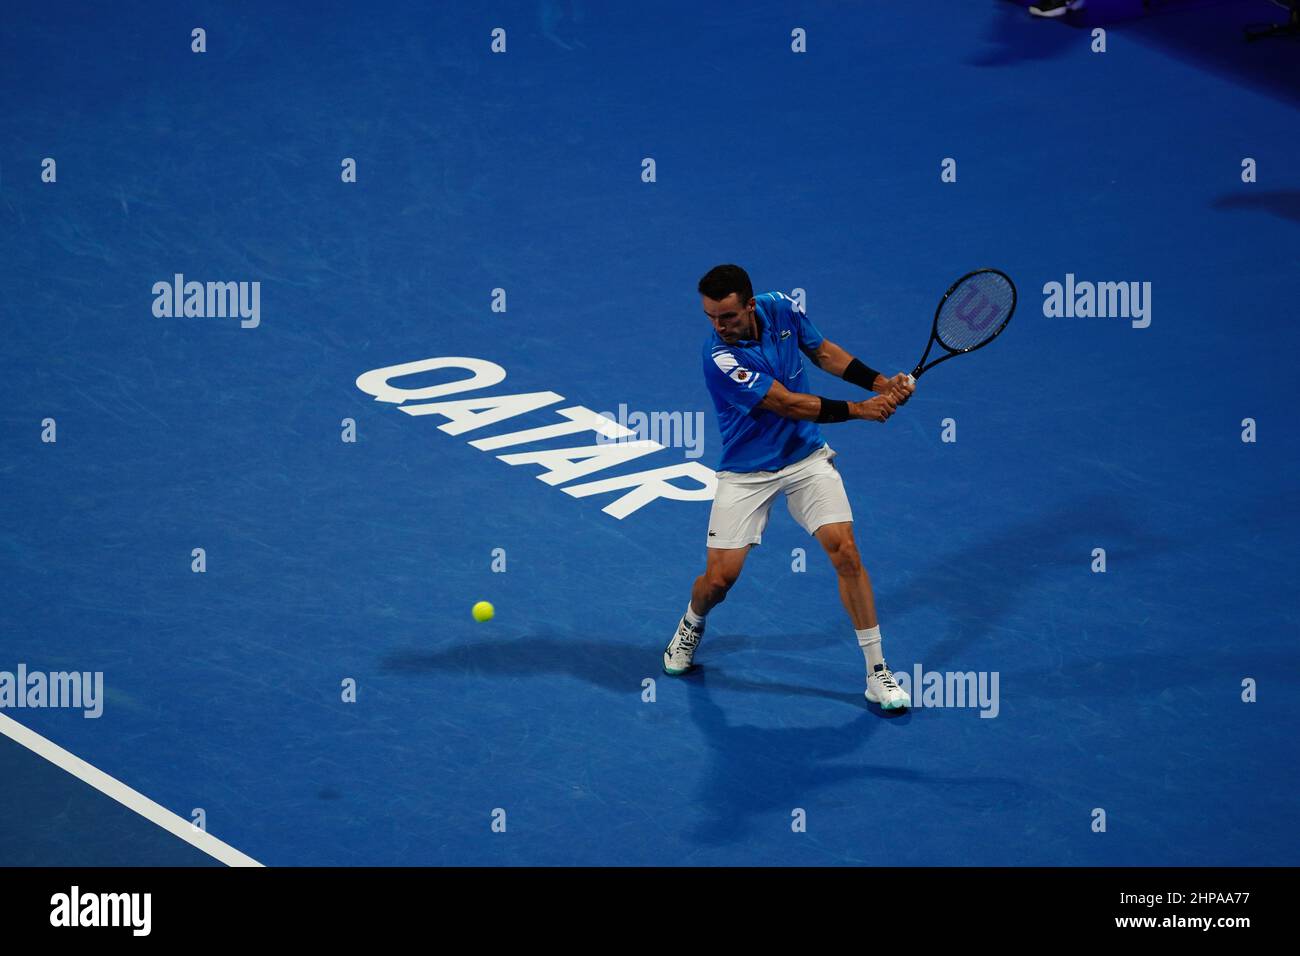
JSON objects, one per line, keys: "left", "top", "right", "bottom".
{"left": 905, "top": 268, "right": 1016, "bottom": 386}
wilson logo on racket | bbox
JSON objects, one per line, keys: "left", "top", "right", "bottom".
{"left": 951, "top": 288, "right": 999, "bottom": 333}
{"left": 905, "top": 269, "right": 1017, "bottom": 386}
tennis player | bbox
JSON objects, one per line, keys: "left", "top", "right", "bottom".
{"left": 663, "top": 264, "right": 915, "bottom": 710}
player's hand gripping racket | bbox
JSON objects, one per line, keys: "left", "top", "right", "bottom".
{"left": 905, "top": 269, "right": 1016, "bottom": 386}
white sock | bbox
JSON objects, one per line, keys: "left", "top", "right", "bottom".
{"left": 856, "top": 625, "right": 884, "bottom": 671}
{"left": 685, "top": 602, "right": 706, "bottom": 628}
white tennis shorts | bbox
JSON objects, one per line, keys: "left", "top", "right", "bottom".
{"left": 706, "top": 443, "right": 854, "bottom": 549}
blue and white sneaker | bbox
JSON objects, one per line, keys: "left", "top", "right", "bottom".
{"left": 865, "top": 661, "right": 911, "bottom": 711}
{"left": 663, "top": 616, "right": 704, "bottom": 675}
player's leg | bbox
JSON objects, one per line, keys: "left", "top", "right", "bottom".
{"left": 784, "top": 446, "right": 910, "bottom": 709}
{"left": 814, "top": 521, "right": 877, "bottom": 630}
{"left": 690, "top": 545, "right": 751, "bottom": 616}
{"left": 814, "top": 521, "right": 908, "bottom": 710}
{"left": 782, "top": 447, "right": 875, "bottom": 630}
{"left": 664, "top": 471, "right": 777, "bottom": 675}
{"left": 664, "top": 546, "right": 754, "bottom": 676}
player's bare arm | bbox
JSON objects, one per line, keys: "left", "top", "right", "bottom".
{"left": 808, "top": 339, "right": 915, "bottom": 405}
{"left": 758, "top": 380, "right": 899, "bottom": 422}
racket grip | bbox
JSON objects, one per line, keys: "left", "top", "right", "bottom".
{"left": 906, "top": 373, "right": 916, "bottom": 387}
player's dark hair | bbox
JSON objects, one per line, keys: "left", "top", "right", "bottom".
{"left": 698, "top": 264, "right": 753, "bottom": 306}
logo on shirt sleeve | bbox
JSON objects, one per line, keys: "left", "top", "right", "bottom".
{"left": 712, "top": 349, "right": 758, "bottom": 387}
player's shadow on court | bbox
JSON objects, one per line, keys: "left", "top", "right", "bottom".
{"left": 881, "top": 493, "right": 1179, "bottom": 672}
{"left": 384, "top": 634, "right": 864, "bottom": 707}
{"left": 380, "top": 639, "right": 1031, "bottom": 853}
{"left": 1002, "top": 648, "right": 1300, "bottom": 700}
{"left": 681, "top": 670, "right": 1032, "bottom": 850}
{"left": 383, "top": 638, "right": 651, "bottom": 691}
{"left": 1212, "top": 191, "right": 1300, "bottom": 225}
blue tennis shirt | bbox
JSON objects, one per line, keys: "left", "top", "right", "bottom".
{"left": 703, "top": 291, "right": 828, "bottom": 473}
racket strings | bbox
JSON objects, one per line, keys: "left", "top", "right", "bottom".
{"left": 936, "top": 273, "right": 1015, "bottom": 353}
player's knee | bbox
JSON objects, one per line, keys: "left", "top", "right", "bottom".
{"left": 825, "top": 539, "right": 863, "bottom": 577}
{"left": 704, "top": 575, "right": 733, "bottom": 599}
{"left": 705, "top": 567, "right": 741, "bottom": 598}
{"left": 833, "top": 552, "right": 863, "bottom": 578}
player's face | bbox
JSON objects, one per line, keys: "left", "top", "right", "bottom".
{"left": 702, "top": 293, "right": 755, "bottom": 344}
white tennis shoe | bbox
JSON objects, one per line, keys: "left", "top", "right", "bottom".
{"left": 663, "top": 616, "right": 704, "bottom": 675}
{"left": 865, "top": 661, "right": 911, "bottom": 711}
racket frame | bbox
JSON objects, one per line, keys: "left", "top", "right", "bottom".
{"left": 905, "top": 268, "right": 1017, "bottom": 385}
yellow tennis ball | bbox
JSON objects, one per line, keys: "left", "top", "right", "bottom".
{"left": 472, "top": 601, "right": 494, "bottom": 622}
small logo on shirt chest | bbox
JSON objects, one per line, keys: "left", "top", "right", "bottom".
{"left": 780, "top": 330, "right": 792, "bottom": 340}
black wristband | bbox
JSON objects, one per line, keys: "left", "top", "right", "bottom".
{"left": 843, "top": 357, "right": 882, "bottom": 391}
{"left": 815, "top": 397, "right": 851, "bottom": 423}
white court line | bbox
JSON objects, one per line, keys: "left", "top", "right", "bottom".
{"left": 0, "top": 711, "right": 263, "bottom": 867}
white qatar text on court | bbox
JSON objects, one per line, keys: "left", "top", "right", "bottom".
{"left": 355, "top": 357, "right": 717, "bottom": 519}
